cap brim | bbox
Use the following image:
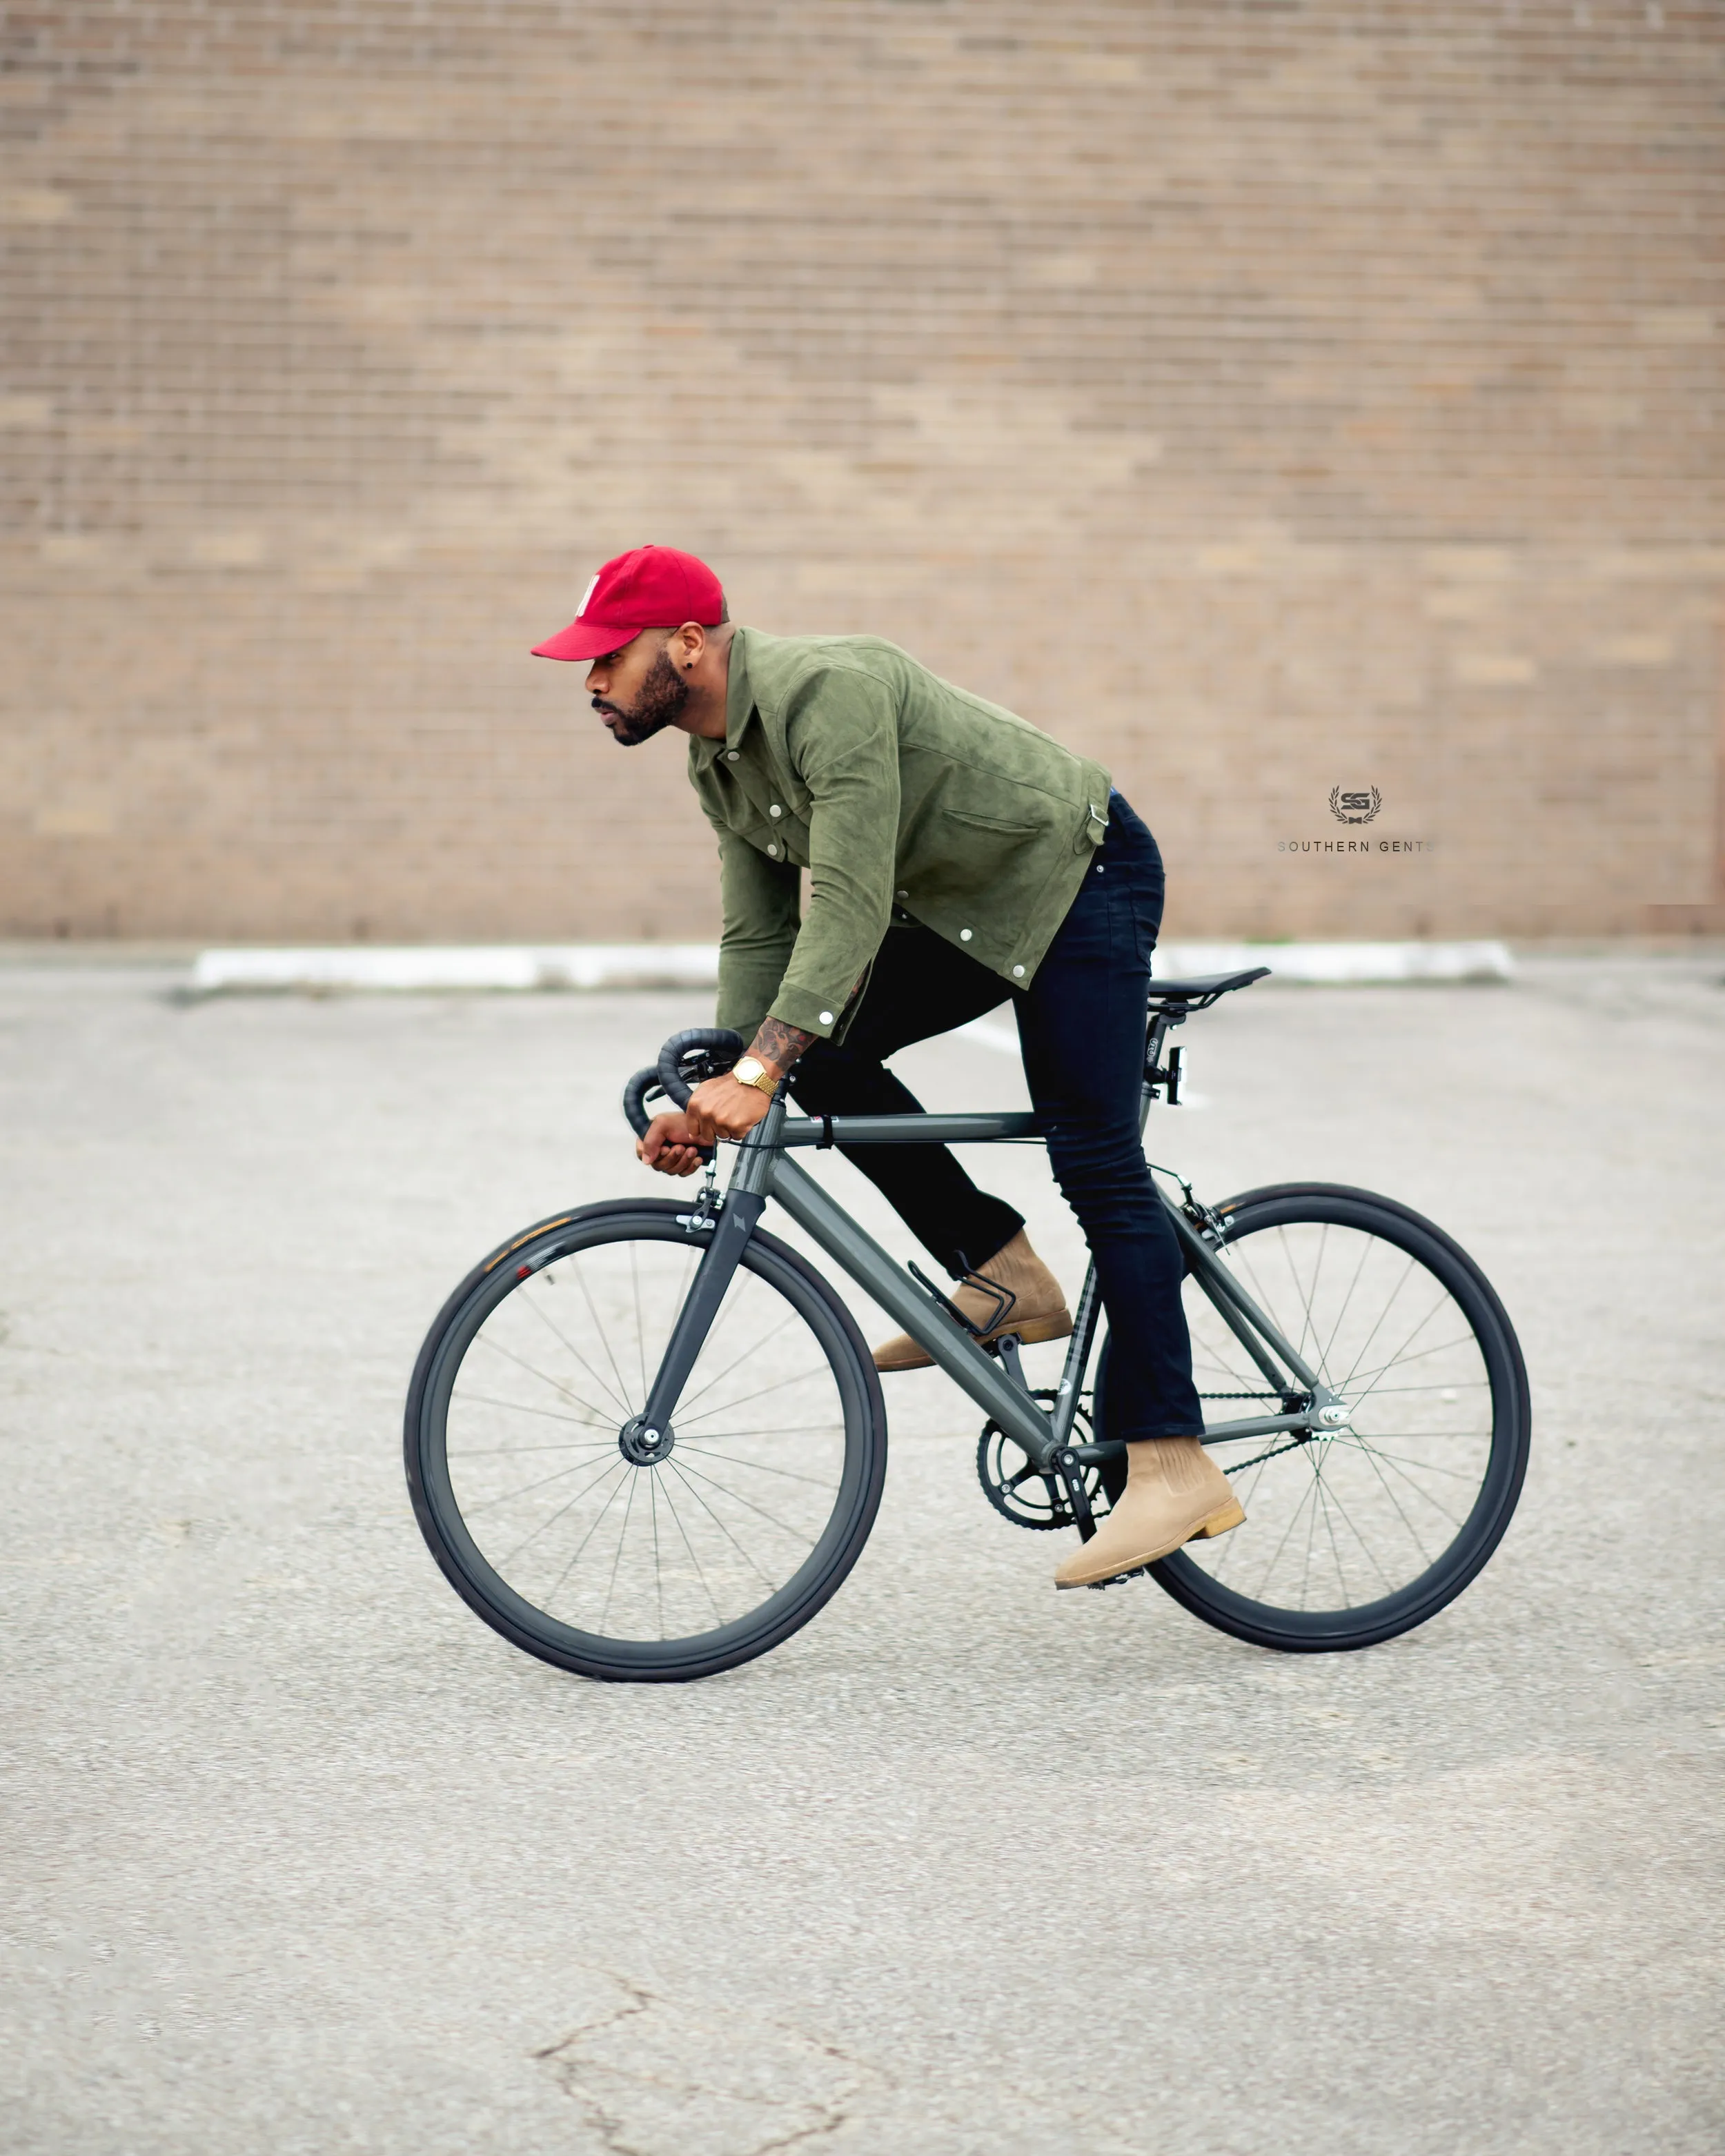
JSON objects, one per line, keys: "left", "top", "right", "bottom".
{"left": 531, "top": 617, "right": 647, "bottom": 662}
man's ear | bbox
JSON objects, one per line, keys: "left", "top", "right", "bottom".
{"left": 667, "top": 621, "right": 706, "bottom": 670}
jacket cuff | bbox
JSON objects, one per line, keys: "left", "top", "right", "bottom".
{"left": 767, "top": 984, "right": 850, "bottom": 1039}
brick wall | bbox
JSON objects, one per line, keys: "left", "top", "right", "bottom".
{"left": 3, "top": 0, "right": 1721, "bottom": 942}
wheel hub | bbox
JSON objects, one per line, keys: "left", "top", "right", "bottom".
{"left": 618, "top": 1416, "right": 675, "bottom": 1465}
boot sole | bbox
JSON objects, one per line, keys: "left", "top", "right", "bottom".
{"left": 874, "top": 1312, "right": 1074, "bottom": 1372}
{"left": 1054, "top": 1497, "right": 1245, "bottom": 1590}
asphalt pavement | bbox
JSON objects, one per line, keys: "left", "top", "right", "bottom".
{"left": 2, "top": 951, "right": 1722, "bottom": 2154}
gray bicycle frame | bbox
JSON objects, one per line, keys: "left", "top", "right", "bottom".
{"left": 635, "top": 1069, "right": 1343, "bottom": 1476}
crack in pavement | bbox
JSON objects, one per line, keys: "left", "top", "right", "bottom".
{"left": 533, "top": 1975, "right": 880, "bottom": 2156}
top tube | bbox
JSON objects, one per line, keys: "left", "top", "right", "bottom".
{"left": 773, "top": 1111, "right": 1042, "bottom": 1148}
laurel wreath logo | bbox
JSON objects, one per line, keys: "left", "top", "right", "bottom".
{"left": 1329, "top": 785, "right": 1383, "bottom": 825}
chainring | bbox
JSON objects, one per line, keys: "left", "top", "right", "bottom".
{"left": 977, "top": 1395, "right": 1112, "bottom": 1531}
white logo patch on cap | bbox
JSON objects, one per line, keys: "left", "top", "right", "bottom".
{"left": 574, "top": 573, "right": 601, "bottom": 618}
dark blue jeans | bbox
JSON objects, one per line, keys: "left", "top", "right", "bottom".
{"left": 788, "top": 793, "right": 1204, "bottom": 1441}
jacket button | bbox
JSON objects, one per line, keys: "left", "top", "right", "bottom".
{"left": 725, "top": 750, "right": 740, "bottom": 761}
{"left": 769, "top": 804, "right": 782, "bottom": 818}
{"left": 960, "top": 928, "right": 973, "bottom": 941}
{"left": 896, "top": 889, "right": 907, "bottom": 900}
{"left": 819, "top": 1011, "right": 834, "bottom": 1025}
{"left": 1012, "top": 965, "right": 1025, "bottom": 978}
{"left": 767, "top": 844, "right": 778, "bottom": 858}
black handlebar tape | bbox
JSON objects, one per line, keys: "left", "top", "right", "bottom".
{"left": 622, "top": 1067, "right": 662, "bottom": 1139}
{"left": 655, "top": 1027, "right": 747, "bottom": 1108}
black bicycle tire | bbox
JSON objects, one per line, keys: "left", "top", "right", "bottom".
{"left": 1097, "top": 1182, "right": 1530, "bottom": 1652}
{"left": 404, "top": 1199, "right": 888, "bottom": 1681}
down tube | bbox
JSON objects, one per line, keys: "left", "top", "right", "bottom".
{"left": 765, "top": 1156, "right": 1057, "bottom": 1465}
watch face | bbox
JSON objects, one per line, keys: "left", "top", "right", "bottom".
{"left": 735, "top": 1057, "right": 765, "bottom": 1086}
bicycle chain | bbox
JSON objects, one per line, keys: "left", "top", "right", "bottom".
{"left": 1219, "top": 1433, "right": 1317, "bottom": 1476}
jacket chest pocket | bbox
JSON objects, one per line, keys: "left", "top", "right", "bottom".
{"left": 945, "top": 806, "right": 1040, "bottom": 837}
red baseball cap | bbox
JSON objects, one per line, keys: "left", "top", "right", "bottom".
{"left": 531, "top": 545, "right": 726, "bottom": 662}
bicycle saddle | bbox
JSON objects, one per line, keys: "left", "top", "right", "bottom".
{"left": 1145, "top": 965, "right": 1271, "bottom": 1007}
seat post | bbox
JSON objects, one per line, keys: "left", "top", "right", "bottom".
{"left": 1141, "top": 1004, "right": 1189, "bottom": 1125}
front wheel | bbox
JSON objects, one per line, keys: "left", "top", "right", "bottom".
{"left": 405, "top": 1201, "right": 888, "bottom": 1681}
{"left": 1097, "top": 1183, "right": 1530, "bottom": 1650}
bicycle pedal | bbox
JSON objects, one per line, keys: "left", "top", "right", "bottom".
{"left": 1086, "top": 1564, "right": 1152, "bottom": 1592}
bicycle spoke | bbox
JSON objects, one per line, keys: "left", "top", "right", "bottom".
{"left": 471, "top": 1333, "right": 619, "bottom": 1426}
{"left": 462, "top": 1450, "right": 620, "bottom": 1517}
{"left": 672, "top": 1301, "right": 800, "bottom": 1421}
{"left": 518, "top": 1283, "right": 635, "bottom": 1422}
{"left": 669, "top": 1457, "right": 820, "bottom": 1552}
{"left": 1350, "top": 1438, "right": 1439, "bottom": 1569}
{"left": 568, "top": 1250, "right": 640, "bottom": 1418}
{"left": 675, "top": 1442, "right": 843, "bottom": 1488}
{"left": 1342, "top": 1327, "right": 1479, "bottom": 1403}
{"left": 663, "top": 1460, "right": 779, "bottom": 1595}
{"left": 1329, "top": 1252, "right": 1419, "bottom": 1394}
{"left": 538, "top": 1461, "right": 635, "bottom": 1609}
{"left": 1309, "top": 1456, "right": 1399, "bottom": 1598}
{"left": 655, "top": 1470, "right": 726, "bottom": 1629}
{"left": 629, "top": 1244, "right": 650, "bottom": 1403}
{"left": 1334, "top": 1434, "right": 1469, "bottom": 1530}
{"left": 497, "top": 1455, "right": 629, "bottom": 1571}
{"left": 1299, "top": 1450, "right": 1324, "bottom": 1608}
{"left": 1246, "top": 1466, "right": 1323, "bottom": 1603}
{"left": 598, "top": 1468, "right": 641, "bottom": 1634}
{"left": 451, "top": 1391, "right": 615, "bottom": 1434}
{"left": 449, "top": 1438, "right": 619, "bottom": 1458}
{"left": 1315, "top": 1229, "right": 1377, "bottom": 1377}
{"left": 1341, "top": 1378, "right": 1489, "bottom": 1399}
{"left": 1312, "top": 1455, "right": 1352, "bottom": 1607}
{"left": 1333, "top": 1433, "right": 1483, "bottom": 1480}
{"left": 1337, "top": 1328, "right": 1483, "bottom": 1397}
{"left": 676, "top": 1361, "right": 836, "bottom": 1427}
{"left": 1278, "top": 1221, "right": 1326, "bottom": 1372}
{"left": 649, "top": 1472, "right": 665, "bottom": 1640}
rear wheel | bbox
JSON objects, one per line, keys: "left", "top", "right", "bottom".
{"left": 405, "top": 1202, "right": 887, "bottom": 1681}
{"left": 1097, "top": 1183, "right": 1529, "bottom": 1650}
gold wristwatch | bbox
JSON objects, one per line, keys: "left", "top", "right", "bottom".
{"left": 731, "top": 1056, "right": 779, "bottom": 1096}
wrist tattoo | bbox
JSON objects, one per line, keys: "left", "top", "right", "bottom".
{"left": 750, "top": 1018, "right": 816, "bottom": 1075}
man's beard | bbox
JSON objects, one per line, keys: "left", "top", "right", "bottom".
{"left": 593, "top": 647, "right": 689, "bottom": 746}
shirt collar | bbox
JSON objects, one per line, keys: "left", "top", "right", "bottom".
{"left": 722, "top": 626, "right": 759, "bottom": 751}
{"left": 688, "top": 626, "right": 758, "bottom": 772}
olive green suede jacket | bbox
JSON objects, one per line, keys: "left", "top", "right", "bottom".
{"left": 687, "top": 627, "right": 1112, "bottom": 1045}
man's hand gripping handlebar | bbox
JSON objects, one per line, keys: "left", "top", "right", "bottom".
{"left": 626, "top": 1022, "right": 818, "bottom": 1175}
{"left": 624, "top": 1029, "right": 758, "bottom": 1178}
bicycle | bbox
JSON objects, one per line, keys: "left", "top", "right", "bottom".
{"left": 404, "top": 967, "right": 1530, "bottom": 1681}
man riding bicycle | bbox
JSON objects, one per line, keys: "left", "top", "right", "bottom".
{"left": 533, "top": 544, "right": 1243, "bottom": 1589}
